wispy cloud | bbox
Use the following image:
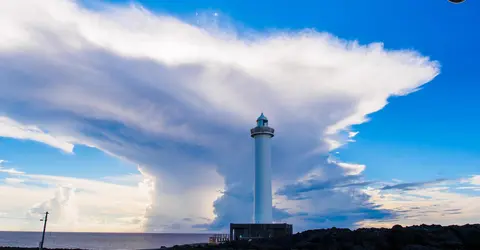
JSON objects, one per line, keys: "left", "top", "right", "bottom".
{"left": 276, "top": 175, "right": 364, "bottom": 200}
{"left": 468, "top": 175, "right": 480, "bottom": 185}
{"left": 0, "top": 167, "right": 24, "bottom": 175}
{"left": 0, "top": 117, "right": 74, "bottom": 153}
{"left": 381, "top": 179, "right": 449, "bottom": 191}
{"left": 0, "top": 161, "right": 24, "bottom": 175}
{"left": 0, "top": 0, "right": 439, "bottom": 231}
{"left": 348, "top": 131, "right": 359, "bottom": 138}
{"left": 328, "top": 157, "right": 366, "bottom": 176}
{"left": 3, "top": 177, "right": 25, "bottom": 184}
{"left": 360, "top": 181, "right": 480, "bottom": 228}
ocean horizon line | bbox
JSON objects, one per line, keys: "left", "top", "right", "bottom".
{"left": 0, "top": 231, "right": 222, "bottom": 235}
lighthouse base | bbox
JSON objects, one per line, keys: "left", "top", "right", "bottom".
{"left": 229, "top": 223, "right": 293, "bottom": 241}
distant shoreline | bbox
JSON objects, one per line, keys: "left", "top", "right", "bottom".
{"left": 0, "top": 231, "right": 210, "bottom": 250}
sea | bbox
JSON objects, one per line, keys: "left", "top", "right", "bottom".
{"left": 0, "top": 231, "right": 212, "bottom": 250}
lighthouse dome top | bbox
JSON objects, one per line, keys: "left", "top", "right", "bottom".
{"left": 251, "top": 113, "right": 274, "bottom": 137}
{"left": 256, "top": 113, "right": 269, "bottom": 127}
{"left": 256, "top": 113, "right": 268, "bottom": 122}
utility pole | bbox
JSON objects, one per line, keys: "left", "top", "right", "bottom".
{"left": 39, "top": 211, "right": 49, "bottom": 250}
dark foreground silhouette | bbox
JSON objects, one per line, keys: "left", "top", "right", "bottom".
{"left": 170, "top": 224, "right": 480, "bottom": 250}
{"left": 1, "top": 224, "right": 479, "bottom": 250}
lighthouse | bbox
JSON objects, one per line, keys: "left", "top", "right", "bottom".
{"left": 229, "top": 114, "right": 292, "bottom": 240}
{"left": 250, "top": 113, "right": 274, "bottom": 224}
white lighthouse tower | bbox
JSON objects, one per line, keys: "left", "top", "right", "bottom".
{"left": 250, "top": 113, "right": 274, "bottom": 223}
{"left": 229, "top": 114, "right": 292, "bottom": 241}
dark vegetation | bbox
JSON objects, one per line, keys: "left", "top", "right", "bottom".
{"left": 170, "top": 224, "right": 480, "bottom": 250}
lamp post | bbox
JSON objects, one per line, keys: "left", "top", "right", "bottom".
{"left": 39, "top": 211, "right": 49, "bottom": 250}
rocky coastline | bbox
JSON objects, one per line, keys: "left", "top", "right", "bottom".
{"left": 169, "top": 224, "right": 480, "bottom": 250}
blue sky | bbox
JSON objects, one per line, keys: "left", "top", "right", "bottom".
{"left": 0, "top": 0, "right": 478, "bottom": 232}
{"left": 95, "top": 0, "right": 480, "bottom": 182}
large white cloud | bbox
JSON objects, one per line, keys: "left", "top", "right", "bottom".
{"left": 0, "top": 168, "right": 148, "bottom": 232}
{"left": 0, "top": 0, "right": 440, "bottom": 231}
